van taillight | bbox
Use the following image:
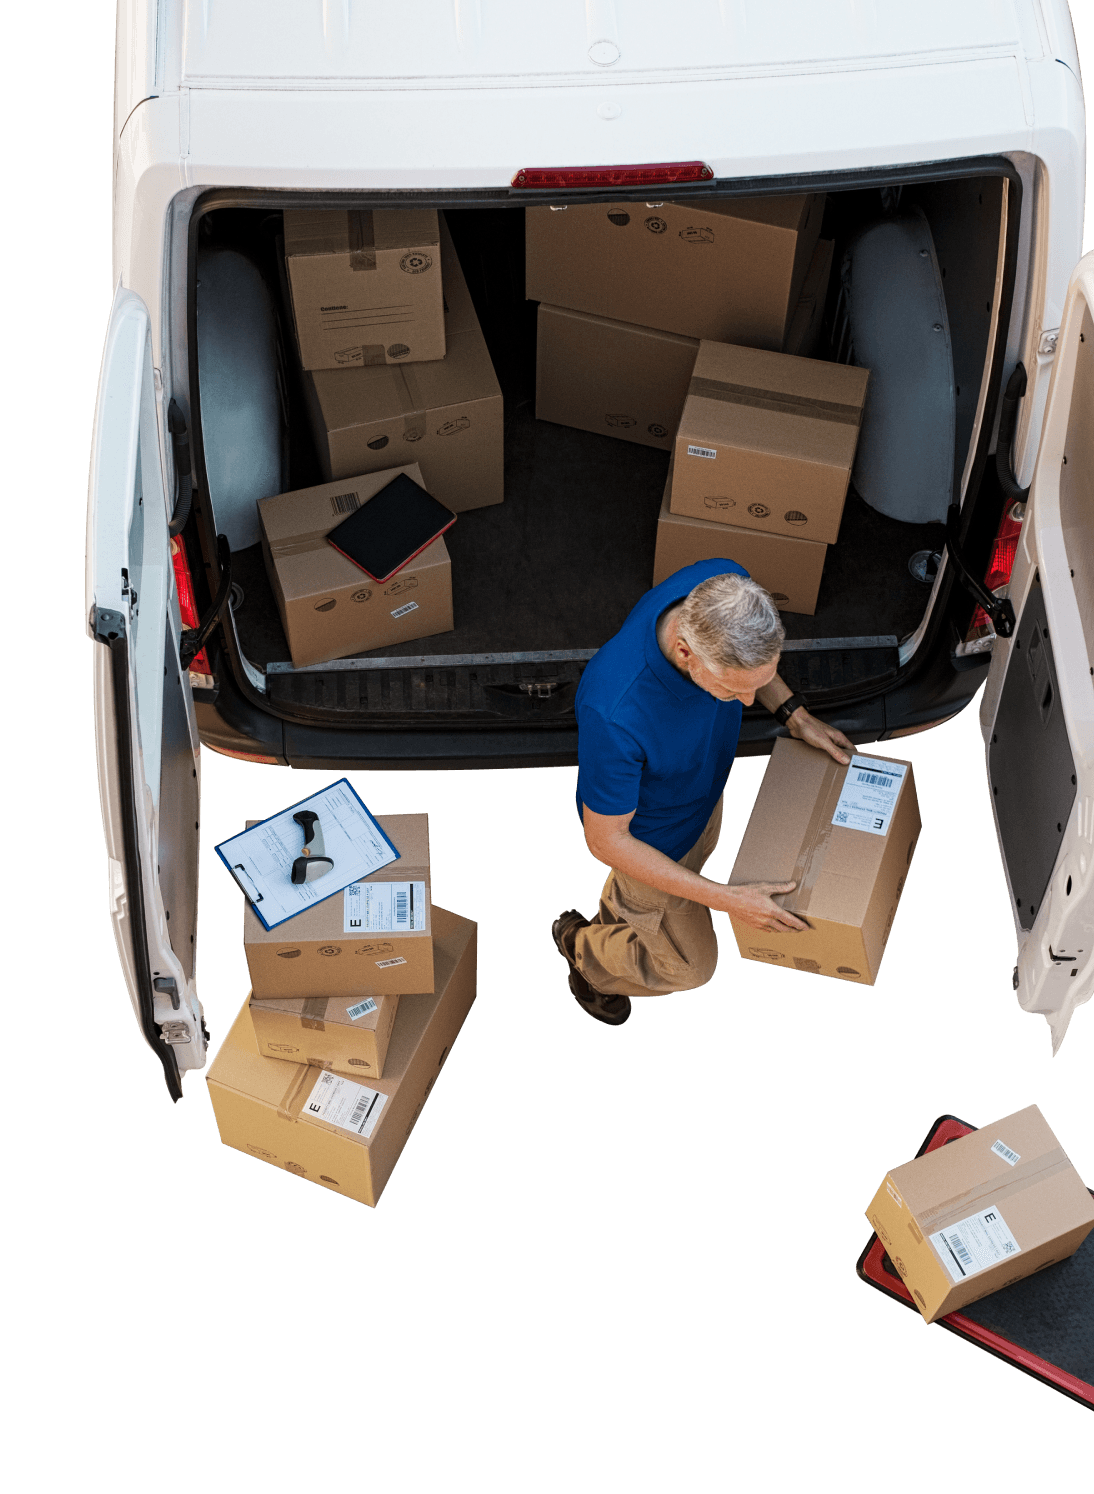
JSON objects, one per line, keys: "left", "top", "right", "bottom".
{"left": 511, "top": 162, "right": 713, "bottom": 190}
{"left": 170, "top": 537, "right": 212, "bottom": 679}
{"left": 968, "top": 501, "right": 1025, "bottom": 636}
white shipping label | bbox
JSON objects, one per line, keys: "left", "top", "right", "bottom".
{"left": 687, "top": 444, "right": 717, "bottom": 459}
{"left": 376, "top": 956, "right": 407, "bottom": 968}
{"left": 929, "top": 1205, "right": 1022, "bottom": 1284}
{"left": 991, "top": 1139, "right": 1021, "bottom": 1166}
{"left": 346, "top": 998, "right": 378, "bottom": 1022}
{"left": 344, "top": 881, "right": 426, "bottom": 934}
{"left": 831, "top": 754, "right": 907, "bottom": 836}
{"left": 391, "top": 600, "right": 419, "bottom": 619}
{"left": 302, "top": 1070, "right": 386, "bottom": 1138}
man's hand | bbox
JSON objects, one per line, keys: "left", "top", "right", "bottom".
{"left": 720, "top": 881, "right": 808, "bottom": 932}
{"left": 786, "top": 707, "right": 854, "bottom": 766}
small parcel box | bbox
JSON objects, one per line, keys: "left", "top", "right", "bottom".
{"left": 209, "top": 906, "right": 476, "bottom": 1209}
{"left": 729, "top": 738, "right": 920, "bottom": 984}
{"left": 244, "top": 813, "right": 433, "bottom": 999}
{"left": 248, "top": 992, "right": 400, "bottom": 1081}
{"left": 865, "top": 1105, "right": 1094, "bottom": 1322}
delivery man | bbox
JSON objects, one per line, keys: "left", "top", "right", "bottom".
{"left": 553, "top": 559, "right": 855, "bottom": 1025}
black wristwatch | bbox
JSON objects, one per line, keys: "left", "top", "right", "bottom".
{"left": 773, "top": 692, "right": 807, "bottom": 727}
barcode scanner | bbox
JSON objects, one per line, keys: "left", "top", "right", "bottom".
{"left": 290, "top": 810, "right": 335, "bottom": 885}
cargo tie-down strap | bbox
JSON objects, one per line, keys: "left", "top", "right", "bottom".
{"left": 857, "top": 1115, "right": 1094, "bottom": 1409}
{"left": 687, "top": 375, "right": 864, "bottom": 428}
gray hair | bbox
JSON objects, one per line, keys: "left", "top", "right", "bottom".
{"left": 676, "top": 573, "right": 785, "bottom": 671}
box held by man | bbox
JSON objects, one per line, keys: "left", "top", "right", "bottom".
{"left": 729, "top": 738, "right": 920, "bottom": 984}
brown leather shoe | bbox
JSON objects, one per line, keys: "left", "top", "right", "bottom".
{"left": 551, "top": 910, "right": 631, "bottom": 1026}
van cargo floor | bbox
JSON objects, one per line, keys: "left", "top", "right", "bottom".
{"left": 230, "top": 419, "right": 942, "bottom": 669}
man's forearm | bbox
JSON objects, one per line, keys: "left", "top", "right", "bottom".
{"left": 755, "top": 673, "right": 798, "bottom": 717}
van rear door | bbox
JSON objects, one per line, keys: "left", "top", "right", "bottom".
{"left": 87, "top": 287, "right": 205, "bottom": 1099}
{"left": 982, "top": 251, "right": 1094, "bottom": 1051}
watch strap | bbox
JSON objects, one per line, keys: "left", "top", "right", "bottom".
{"left": 773, "top": 692, "right": 806, "bottom": 726}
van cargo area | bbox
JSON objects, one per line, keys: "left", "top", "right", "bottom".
{"left": 189, "top": 175, "right": 1008, "bottom": 734}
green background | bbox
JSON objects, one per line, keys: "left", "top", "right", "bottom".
{"left": 8, "top": 5, "right": 1094, "bottom": 1488}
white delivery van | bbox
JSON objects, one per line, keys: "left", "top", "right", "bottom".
{"left": 87, "top": 1, "right": 1094, "bottom": 1096}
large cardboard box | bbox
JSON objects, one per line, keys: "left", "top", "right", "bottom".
{"left": 670, "top": 341, "right": 869, "bottom": 545}
{"left": 305, "top": 218, "right": 503, "bottom": 512}
{"left": 525, "top": 194, "right": 823, "bottom": 350}
{"left": 784, "top": 239, "right": 834, "bottom": 359}
{"left": 535, "top": 303, "right": 697, "bottom": 450}
{"left": 729, "top": 738, "right": 920, "bottom": 984}
{"left": 244, "top": 813, "right": 434, "bottom": 999}
{"left": 249, "top": 992, "right": 400, "bottom": 1081}
{"left": 258, "top": 465, "right": 453, "bottom": 668}
{"left": 866, "top": 1106, "right": 1094, "bottom": 1323}
{"left": 208, "top": 906, "right": 477, "bottom": 1208}
{"left": 653, "top": 481, "right": 825, "bottom": 616}
{"left": 284, "top": 208, "right": 445, "bottom": 371}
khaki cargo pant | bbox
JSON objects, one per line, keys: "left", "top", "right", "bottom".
{"left": 573, "top": 801, "right": 723, "bottom": 998}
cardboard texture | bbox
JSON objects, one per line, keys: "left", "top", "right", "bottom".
{"left": 670, "top": 341, "right": 870, "bottom": 545}
{"left": 653, "top": 478, "right": 825, "bottom": 615}
{"left": 535, "top": 303, "right": 698, "bottom": 450}
{"left": 729, "top": 738, "right": 921, "bottom": 984}
{"left": 244, "top": 813, "right": 434, "bottom": 998}
{"left": 284, "top": 208, "right": 445, "bottom": 371}
{"left": 208, "top": 906, "right": 477, "bottom": 1209}
{"left": 784, "top": 239, "right": 834, "bottom": 359}
{"left": 305, "top": 217, "right": 504, "bottom": 512}
{"left": 249, "top": 992, "right": 400, "bottom": 1081}
{"left": 258, "top": 465, "right": 453, "bottom": 668}
{"left": 525, "top": 193, "right": 823, "bottom": 349}
{"left": 865, "top": 1106, "right": 1094, "bottom": 1323}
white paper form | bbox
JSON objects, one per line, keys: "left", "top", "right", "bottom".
{"left": 215, "top": 780, "right": 399, "bottom": 930}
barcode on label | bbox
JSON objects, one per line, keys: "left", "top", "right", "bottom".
{"left": 391, "top": 600, "right": 419, "bottom": 619}
{"left": 395, "top": 891, "right": 408, "bottom": 926}
{"left": 991, "top": 1139, "right": 1021, "bottom": 1166}
{"left": 349, "top": 1091, "right": 377, "bottom": 1130}
{"left": 856, "top": 770, "right": 894, "bottom": 789}
{"left": 943, "top": 1231, "right": 973, "bottom": 1273}
{"left": 687, "top": 444, "right": 717, "bottom": 459}
{"left": 376, "top": 956, "right": 407, "bottom": 968}
{"left": 329, "top": 491, "right": 360, "bottom": 516}
{"left": 347, "top": 998, "right": 378, "bottom": 1022}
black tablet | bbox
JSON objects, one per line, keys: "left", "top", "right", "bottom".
{"left": 326, "top": 473, "right": 456, "bottom": 583}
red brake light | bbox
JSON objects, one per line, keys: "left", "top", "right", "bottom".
{"left": 170, "top": 537, "right": 212, "bottom": 678}
{"left": 969, "top": 502, "right": 1024, "bottom": 634}
{"left": 511, "top": 162, "right": 714, "bottom": 190}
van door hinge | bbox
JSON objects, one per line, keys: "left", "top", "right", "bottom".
{"left": 159, "top": 1021, "right": 192, "bottom": 1045}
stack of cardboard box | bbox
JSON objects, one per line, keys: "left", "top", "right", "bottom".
{"left": 528, "top": 195, "right": 867, "bottom": 613}
{"left": 207, "top": 815, "right": 478, "bottom": 1207}
{"left": 259, "top": 211, "right": 504, "bottom": 667}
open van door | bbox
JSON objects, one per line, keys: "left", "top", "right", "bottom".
{"left": 982, "top": 251, "right": 1094, "bottom": 1052}
{"left": 87, "top": 287, "right": 206, "bottom": 1099}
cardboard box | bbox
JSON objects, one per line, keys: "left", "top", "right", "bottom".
{"left": 670, "top": 341, "right": 869, "bottom": 545}
{"left": 249, "top": 992, "right": 400, "bottom": 1081}
{"left": 258, "top": 465, "right": 453, "bottom": 668}
{"left": 244, "top": 813, "right": 434, "bottom": 999}
{"left": 784, "top": 239, "right": 834, "bottom": 358}
{"left": 284, "top": 208, "right": 445, "bottom": 371}
{"left": 525, "top": 194, "right": 823, "bottom": 350}
{"left": 208, "top": 905, "right": 477, "bottom": 1208}
{"left": 535, "top": 303, "right": 698, "bottom": 450}
{"left": 653, "top": 480, "right": 825, "bottom": 615}
{"left": 305, "top": 218, "right": 503, "bottom": 512}
{"left": 729, "top": 738, "right": 921, "bottom": 984}
{"left": 866, "top": 1106, "right": 1094, "bottom": 1322}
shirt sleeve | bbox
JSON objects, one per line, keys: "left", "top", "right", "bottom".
{"left": 576, "top": 708, "right": 645, "bottom": 818}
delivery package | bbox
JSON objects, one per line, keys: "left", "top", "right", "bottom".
{"left": 729, "top": 738, "right": 920, "bottom": 983}
{"left": 653, "top": 473, "right": 825, "bottom": 615}
{"left": 249, "top": 992, "right": 400, "bottom": 1081}
{"left": 865, "top": 1106, "right": 1094, "bottom": 1322}
{"left": 783, "top": 239, "right": 834, "bottom": 358}
{"left": 670, "top": 341, "right": 869, "bottom": 545}
{"left": 258, "top": 465, "right": 453, "bottom": 668}
{"left": 208, "top": 906, "right": 477, "bottom": 1208}
{"left": 244, "top": 813, "right": 433, "bottom": 999}
{"left": 535, "top": 303, "right": 698, "bottom": 450}
{"left": 525, "top": 194, "right": 823, "bottom": 350}
{"left": 305, "top": 217, "right": 503, "bottom": 512}
{"left": 284, "top": 208, "right": 444, "bottom": 370}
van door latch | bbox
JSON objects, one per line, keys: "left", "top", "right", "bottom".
{"left": 519, "top": 681, "right": 562, "bottom": 699}
{"left": 159, "top": 1021, "right": 192, "bottom": 1045}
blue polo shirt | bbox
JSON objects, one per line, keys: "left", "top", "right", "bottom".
{"left": 575, "top": 559, "right": 750, "bottom": 862}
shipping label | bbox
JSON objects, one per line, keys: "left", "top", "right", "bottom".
{"left": 991, "top": 1139, "right": 1021, "bottom": 1166}
{"left": 344, "top": 881, "right": 426, "bottom": 934}
{"left": 929, "top": 1205, "right": 1021, "bottom": 1284}
{"left": 687, "top": 444, "right": 717, "bottom": 459}
{"left": 831, "top": 755, "right": 906, "bottom": 836}
{"left": 301, "top": 1070, "right": 386, "bottom": 1138}
{"left": 346, "top": 998, "right": 378, "bottom": 1022}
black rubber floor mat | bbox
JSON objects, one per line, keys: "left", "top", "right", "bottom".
{"left": 857, "top": 1115, "right": 1094, "bottom": 1409}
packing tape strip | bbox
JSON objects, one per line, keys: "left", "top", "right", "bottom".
{"left": 348, "top": 209, "right": 376, "bottom": 271}
{"left": 300, "top": 997, "right": 328, "bottom": 1033}
{"left": 779, "top": 766, "right": 843, "bottom": 919}
{"left": 397, "top": 365, "right": 428, "bottom": 443}
{"left": 915, "top": 1147, "right": 1073, "bottom": 1233}
{"left": 688, "top": 375, "right": 863, "bottom": 427}
{"left": 276, "top": 1064, "right": 316, "bottom": 1121}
